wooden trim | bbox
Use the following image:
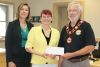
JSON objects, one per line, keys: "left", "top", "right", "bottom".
{"left": 0, "top": 52, "right": 6, "bottom": 67}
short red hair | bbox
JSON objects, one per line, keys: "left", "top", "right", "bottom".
{"left": 41, "top": 9, "right": 52, "bottom": 17}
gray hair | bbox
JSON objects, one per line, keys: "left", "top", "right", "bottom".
{"left": 67, "top": 2, "right": 83, "bottom": 13}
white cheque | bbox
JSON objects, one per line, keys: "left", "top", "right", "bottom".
{"left": 45, "top": 46, "right": 64, "bottom": 55}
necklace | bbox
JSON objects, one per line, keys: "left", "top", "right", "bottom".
{"left": 66, "top": 20, "right": 83, "bottom": 44}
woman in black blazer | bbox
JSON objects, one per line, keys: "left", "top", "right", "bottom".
{"left": 5, "top": 3, "right": 33, "bottom": 67}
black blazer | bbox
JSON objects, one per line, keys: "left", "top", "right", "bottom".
{"left": 5, "top": 19, "right": 33, "bottom": 63}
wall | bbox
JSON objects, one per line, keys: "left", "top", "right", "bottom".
{"left": 84, "top": 0, "right": 100, "bottom": 38}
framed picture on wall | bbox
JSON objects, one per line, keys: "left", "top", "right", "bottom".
{"left": 30, "top": 16, "right": 40, "bottom": 22}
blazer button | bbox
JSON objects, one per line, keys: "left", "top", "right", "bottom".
{"left": 45, "top": 62, "right": 48, "bottom": 64}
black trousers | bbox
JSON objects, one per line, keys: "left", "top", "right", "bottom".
{"left": 7, "top": 62, "right": 31, "bottom": 67}
{"left": 15, "top": 62, "right": 31, "bottom": 67}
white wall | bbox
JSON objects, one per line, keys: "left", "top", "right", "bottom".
{"left": 28, "top": 0, "right": 69, "bottom": 16}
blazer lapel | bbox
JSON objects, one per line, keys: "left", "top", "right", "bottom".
{"left": 16, "top": 20, "right": 21, "bottom": 41}
{"left": 39, "top": 26, "right": 48, "bottom": 46}
{"left": 48, "top": 28, "right": 53, "bottom": 46}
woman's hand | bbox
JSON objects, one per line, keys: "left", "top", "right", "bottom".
{"left": 8, "top": 61, "right": 16, "bottom": 67}
{"left": 39, "top": 53, "right": 47, "bottom": 59}
{"left": 40, "top": 53, "right": 56, "bottom": 59}
{"left": 45, "top": 54, "right": 56, "bottom": 59}
{"left": 58, "top": 63, "right": 61, "bottom": 67}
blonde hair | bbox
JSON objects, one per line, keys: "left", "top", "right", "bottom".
{"left": 16, "top": 3, "right": 30, "bottom": 21}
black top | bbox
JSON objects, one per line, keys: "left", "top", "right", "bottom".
{"left": 42, "top": 29, "right": 51, "bottom": 45}
{"left": 58, "top": 20, "right": 96, "bottom": 59}
{"left": 5, "top": 19, "right": 33, "bottom": 63}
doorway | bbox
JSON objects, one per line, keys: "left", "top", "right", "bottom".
{"left": 53, "top": 2, "right": 68, "bottom": 32}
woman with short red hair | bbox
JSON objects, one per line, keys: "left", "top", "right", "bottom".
{"left": 25, "top": 9, "right": 60, "bottom": 67}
